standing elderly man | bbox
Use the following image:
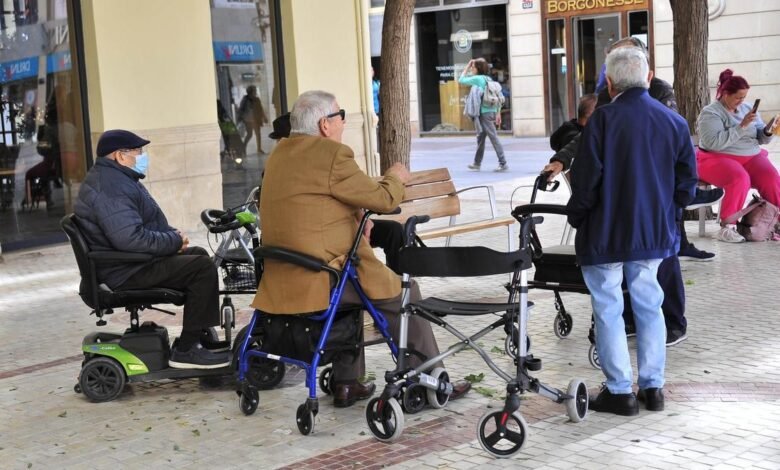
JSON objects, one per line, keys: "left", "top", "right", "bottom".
{"left": 567, "top": 48, "right": 697, "bottom": 415}
{"left": 252, "top": 90, "right": 470, "bottom": 408}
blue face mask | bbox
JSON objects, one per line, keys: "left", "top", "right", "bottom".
{"left": 132, "top": 152, "right": 149, "bottom": 175}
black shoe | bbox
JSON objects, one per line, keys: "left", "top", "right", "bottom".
{"left": 200, "top": 331, "right": 230, "bottom": 352}
{"left": 589, "top": 386, "right": 639, "bottom": 416}
{"left": 637, "top": 387, "right": 665, "bottom": 411}
{"left": 169, "top": 343, "right": 230, "bottom": 369}
{"left": 678, "top": 243, "right": 715, "bottom": 262}
{"left": 666, "top": 329, "right": 688, "bottom": 347}
{"left": 686, "top": 188, "right": 724, "bottom": 210}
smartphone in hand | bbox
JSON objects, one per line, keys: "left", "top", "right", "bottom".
{"left": 751, "top": 99, "right": 761, "bottom": 114}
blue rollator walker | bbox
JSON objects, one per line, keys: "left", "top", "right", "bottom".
{"left": 235, "top": 209, "right": 409, "bottom": 435}
{"left": 364, "top": 212, "right": 589, "bottom": 459}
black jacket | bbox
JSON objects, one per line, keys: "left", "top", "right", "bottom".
{"left": 549, "top": 119, "right": 583, "bottom": 152}
{"left": 74, "top": 158, "right": 182, "bottom": 289}
{"left": 550, "top": 77, "right": 678, "bottom": 171}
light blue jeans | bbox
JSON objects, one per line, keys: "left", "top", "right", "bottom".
{"left": 581, "top": 259, "right": 666, "bottom": 394}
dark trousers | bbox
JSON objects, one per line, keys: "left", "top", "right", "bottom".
{"left": 678, "top": 220, "right": 691, "bottom": 251}
{"left": 332, "top": 280, "right": 442, "bottom": 384}
{"left": 242, "top": 123, "right": 262, "bottom": 153}
{"left": 369, "top": 220, "right": 406, "bottom": 274}
{"left": 120, "top": 247, "right": 220, "bottom": 348}
{"left": 624, "top": 255, "right": 686, "bottom": 333}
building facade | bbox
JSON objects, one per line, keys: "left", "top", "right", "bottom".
{"left": 0, "top": 0, "right": 778, "bottom": 252}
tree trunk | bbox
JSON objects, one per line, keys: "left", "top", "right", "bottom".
{"left": 670, "top": 0, "right": 709, "bottom": 133}
{"left": 378, "top": 0, "right": 415, "bottom": 172}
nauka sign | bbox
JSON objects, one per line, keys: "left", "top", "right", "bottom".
{"left": 213, "top": 41, "right": 263, "bottom": 62}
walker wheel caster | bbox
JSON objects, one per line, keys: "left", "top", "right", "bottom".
{"left": 476, "top": 410, "right": 528, "bottom": 458}
{"left": 238, "top": 383, "right": 259, "bottom": 415}
{"left": 426, "top": 367, "right": 451, "bottom": 409}
{"left": 319, "top": 366, "right": 333, "bottom": 395}
{"left": 401, "top": 384, "right": 427, "bottom": 414}
{"left": 296, "top": 403, "right": 316, "bottom": 435}
{"left": 554, "top": 312, "right": 573, "bottom": 338}
{"left": 504, "top": 328, "right": 531, "bottom": 359}
{"left": 365, "top": 397, "right": 404, "bottom": 442}
{"left": 565, "top": 378, "right": 589, "bottom": 423}
{"left": 588, "top": 344, "right": 601, "bottom": 369}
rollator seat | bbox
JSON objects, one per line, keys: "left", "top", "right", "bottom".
{"left": 532, "top": 244, "right": 586, "bottom": 286}
{"left": 411, "top": 297, "right": 532, "bottom": 317}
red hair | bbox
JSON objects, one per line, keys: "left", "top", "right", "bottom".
{"left": 716, "top": 69, "right": 749, "bottom": 99}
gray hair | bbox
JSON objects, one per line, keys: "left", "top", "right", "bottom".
{"left": 290, "top": 90, "right": 337, "bottom": 136}
{"left": 605, "top": 47, "right": 649, "bottom": 94}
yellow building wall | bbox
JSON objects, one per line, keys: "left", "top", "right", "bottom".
{"left": 80, "top": 0, "right": 222, "bottom": 231}
{"left": 280, "top": 0, "right": 375, "bottom": 172}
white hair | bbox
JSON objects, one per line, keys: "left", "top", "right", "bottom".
{"left": 605, "top": 47, "right": 649, "bottom": 94}
{"left": 290, "top": 90, "right": 337, "bottom": 136}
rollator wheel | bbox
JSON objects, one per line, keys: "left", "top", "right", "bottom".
{"left": 588, "top": 344, "right": 601, "bottom": 369}
{"left": 426, "top": 367, "right": 450, "bottom": 409}
{"left": 238, "top": 383, "right": 259, "bottom": 416}
{"left": 79, "top": 357, "right": 126, "bottom": 403}
{"left": 401, "top": 383, "right": 427, "bottom": 414}
{"left": 504, "top": 329, "right": 531, "bottom": 360}
{"left": 554, "top": 312, "right": 573, "bottom": 339}
{"left": 476, "top": 410, "right": 528, "bottom": 458}
{"left": 296, "top": 403, "right": 316, "bottom": 435}
{"left": 248, "top": 357, "right": 285, "bottom": 390}
{"left": 319, "top": 366, "right": 333, "bottom": 395}
{"left": 365, "top": 397, "right": 405, "bottom": 442}
{"left": 565, "top": 378, "right": 589, "bottom": 423}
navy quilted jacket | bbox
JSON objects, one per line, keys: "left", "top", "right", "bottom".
{"left": 73, "top": 158, "right": 182, "bottom": 288}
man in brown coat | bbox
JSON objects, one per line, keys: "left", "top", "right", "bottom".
{"left": 252, "top": 90, "right": 469, "bottom": 407}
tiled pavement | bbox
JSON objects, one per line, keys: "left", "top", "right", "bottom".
{"left": 1, "top": 137, "right": 780, "bottom": 469}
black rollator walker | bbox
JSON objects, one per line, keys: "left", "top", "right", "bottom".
{"left": 235, "top": 210, "right": 411, "bottom": 435}
{"left": 365, "top": 212, "right": 589, "bottom": 459}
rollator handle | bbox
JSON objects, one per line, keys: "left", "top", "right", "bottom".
{"left": 403, "top": 215, "right": 430, "bottom": 246}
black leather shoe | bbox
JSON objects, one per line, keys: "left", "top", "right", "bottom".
{"left": 449, "top": 380, "right": 472, "bottom": 400}
{"left": 332, "top": 381, "right": 376, "bottom": 408}
{"left": 637, "top": 387, "right": 665, "bottom": 411}
{"left": 589, "top": 386, "right": 639, "bottom": 416}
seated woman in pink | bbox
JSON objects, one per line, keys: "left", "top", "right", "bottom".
{"left": 696, "top": 69, "right": 780, "bottom": 243}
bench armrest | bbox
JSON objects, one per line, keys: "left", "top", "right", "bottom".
{"left": 88, "top": 251, "right": 154, "bottom": 263}
{"left": 453, "top": 184, "right": 498, "bottom": 219}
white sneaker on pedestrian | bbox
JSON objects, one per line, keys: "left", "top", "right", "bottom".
{"left": 715, "top": 225, "right": 745, "bottom": 243}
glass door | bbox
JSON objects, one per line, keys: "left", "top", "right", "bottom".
{"left": 547, "top": 18, "right": 568, "bottom": 133}
{"left": 572, "top": 15, "right": 619, "bottom": 101}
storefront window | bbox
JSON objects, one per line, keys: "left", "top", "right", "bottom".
{"left": 0, "top": 0, "right": 88, "bottom": 251}
{"left": 211, "top": 0, "right": 278, "bottom": 208}
{"left": 416, "top": 4, "right": 510, "bottom": 133}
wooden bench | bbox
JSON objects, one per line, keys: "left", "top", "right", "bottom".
{"left": 377, "top": 168, "right": 517, "bottom": 250}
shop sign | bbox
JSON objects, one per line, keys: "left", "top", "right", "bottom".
{"left": 213, "top": 0, "right": 256, "bottom": 9}
{"left": 522, "top": 1, "right": 534, "bottom": 9}
{"left": 547, "top": 0, "right": 645, "bottom": 14}
{"left": 0, "top": 56, "right": 39, "bottom": 84}
{"left": 213, "top": 41, "right": 263, "bottom": 62}
{"left": 452, "top": 30, "right": 473, "bottom": 54}
{"left": 46, "top": 50, "right": 71, "bottom": 74}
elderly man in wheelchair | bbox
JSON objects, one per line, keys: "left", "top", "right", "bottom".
{"left": 247, "top": 90, "right": 471, "bottom": 411}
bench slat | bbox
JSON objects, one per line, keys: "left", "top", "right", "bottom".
{"left": 417, "top": 216, "right": 516, "bottom": 240}
{"left": 407, "top": 168, "right": 451, "bottom": 185}
{"left": 403, "top": 180, "right": 455, "bottom": 202}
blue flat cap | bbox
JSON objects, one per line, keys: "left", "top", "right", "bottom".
{"left": 96, "top": 129, "right": 150, "bottom": 157}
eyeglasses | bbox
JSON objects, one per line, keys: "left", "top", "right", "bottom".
{"left": 324, "top": 109, "right": 346, "bottom": 122}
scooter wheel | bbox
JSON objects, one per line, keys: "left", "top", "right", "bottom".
{"left": 365, "top": 397, "right": 404, "bottom": 442}
{"left": 79, "top": 357, "right": 126, "bottom": 403}
{"left": 476, "top": 410, "right": 528, "bottom": 458}
{"left": 73, "top": 384, "right": 82, "bottom": 394}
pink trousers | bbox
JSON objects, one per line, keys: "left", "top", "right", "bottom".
{"left": 696, "top": 148, "right": 780, "bottom": 222}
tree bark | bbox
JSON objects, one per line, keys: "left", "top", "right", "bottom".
{"left": 670, "top": 0, "right": 709, "bottom": 132}
{"left": 378, "top": 0, "right": 415, "bottom": 172}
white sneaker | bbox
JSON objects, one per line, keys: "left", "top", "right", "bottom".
{"left": 715, "top": 225, "right": 745, "bottom": 243}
